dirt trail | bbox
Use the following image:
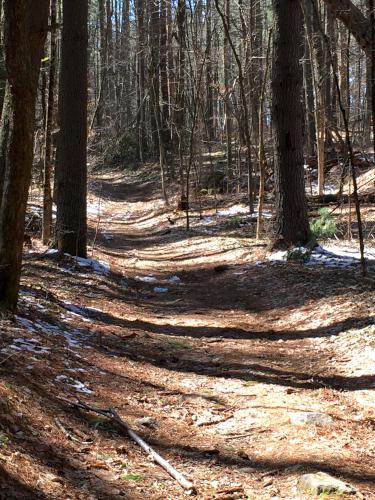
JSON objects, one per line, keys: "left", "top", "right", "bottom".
{"left": 1, "top": 169, "right": 375, "bottom": 499}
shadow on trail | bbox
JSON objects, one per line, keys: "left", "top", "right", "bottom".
{"left": 152, "top": 439, "right": 375, "bottom": 487}
{"left": 82, "top": 313, "right": 375, "bottom": 342}
{"left": 88, "top": 326, "right": 375, "bottom": 392}
{"left": 0, "top": 467, "right": 49, "bottom": 499}
{"left": 0, "top": 368, "right": 137, "bottom": 500}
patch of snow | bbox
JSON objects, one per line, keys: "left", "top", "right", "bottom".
{"left": 16, "top": 317, "right": 36, "bottom": 332}
{"left": 153, "top": 287, "right": 169, "bottom": 293}
{"left": 55, "top": 374, "right": 92, "bottom": 394}
{"left": 66, "top": 255, "right": 110, "bottom": 275}
{"left": 268, "top": 244, "right": 375, "bottom": 269}
{"left": 102, "top": 233, "right": 114, "bottom": 241}
{"left": 64, "top": 303, "right": 92, "bottom": 323}
{"left": 10, "top": 338, "right": 50, "bottom": 354}
{"left": 135, "top": 275, "right": 158, "bottom": 283}
{"left": 167, "top": 275, "right": 181, "bottom": 283}
{"left": 217, "top": 205, "right": 249, "bottom": 216}
{"left": 108, "top": 212, "right": 130, "bottom": 222}
{"left": 87, "top": 202, "right": 101, "bottom": 216}
{"left": 268, "top": 250, "right": 288, "bottom": 262}
{"left": 63, "top": 333, "right": 81, "bottom": 348}
{"left": 310, "top": 181, "right": 338, "bottom": 195}
{"left": 86, "top": 306, "right": 104, "bottom": 313}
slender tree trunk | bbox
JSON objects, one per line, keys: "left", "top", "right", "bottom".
{"left": 303, "top": 38, "right": 316, "bottom": 158}
{"left": 223, "top": 0, "right": 232, "bottom": 190}
{"left": 0, "top": 0, "right": 49, "bottom": 312}
{"left": 369, "top": 0, "right": 375, "bottom": 153}
{"left": 176, "top": 0, "right": 186, "bottom": 193}
{"left": 256, "top": 28, "right": 272, "bottom": 239}
{"left": 42, "top": 0, "right": 58, "bottom": 245}
{"left": 271, "top": 0, "right": 310, "bottom": 248}
{"left": 160, "top": 0, "right": 170, "bottom": 150}
{"left": 56, "top": 0, "right": 88, "bottom": 257}
{"left": 96, "top": 0, "right": 107, "bottom": 129}
{"left": 205, "top": 0, "right": 214, "bottom": 141}
{"left": 136, "top": 0, "right": 146, "bottom": 161}
{"left": 303, "top": 0, "right": 326, "bottom": 195}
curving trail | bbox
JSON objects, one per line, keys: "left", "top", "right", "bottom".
{"left": 84, "top": 170, "right": 375, "bottom": 498}
{"left": 1, "top": 168, "right": 374, "bottom": 499}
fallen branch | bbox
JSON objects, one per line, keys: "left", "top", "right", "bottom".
{"left": 0, "top": 352, "right": 16, "bottom": 366}
{"left": 61, "top": 396, "right": 196, "bottom": 494}
{"left": 307, "top": 192, "right": 375, "bottom": 204}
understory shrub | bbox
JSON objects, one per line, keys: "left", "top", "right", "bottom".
{"left": 310, "top": 207, "right": 337, "bottom": 240}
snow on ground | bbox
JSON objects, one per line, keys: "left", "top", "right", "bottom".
{"left": 5, "top": 338, "right": 50, "bottom": 354}
{"left": 71, "top": 255, "right": 110, "bottom": 275}
{"left": 217, "top": 204, "right": 273, "bottom": 219}
{"left": 310, "top": 182, "right": 338, "bottom": 195}
{"left": 217, "top": 205, "right": 250, "bottom": 216}
{"left": 87, "top": 201, "right": 102, "bottom": 216}
{"left": 42, "top": 250, "right": 111, "bottom": 275}
{"left": 135, "top": 275, "right": 158, "bottom": 283}
{"left": 108, "top": 211, "right": 130, "bottom": 222}
{"left": 55, "top": 374, "right": 92, "bottom": 394}
{"left": 269, "top": 244, "right": 375, "bottom": 269}
{"left": 16, "top": 317, "right": 37, "bottom": 332}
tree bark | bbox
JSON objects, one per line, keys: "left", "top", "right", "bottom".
{"left": 56, "top": 0, "right": 88, "bottom": 257}
{"left": 0, "top": 0, "right": 49, "bottom": 312}
{"left": 42, "top": 0, "right": 58, "bottom": 245}
{"left": 271, "top": 0, "right": 310, "bottom": 248}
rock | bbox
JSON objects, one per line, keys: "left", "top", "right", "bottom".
{"left": 288, "top": 411, "right": 333, "bottom": 426}
{"left": 135, "top": 417, "right": 158, "bottom": 428}
{"left": 298, "top": 472, "right": 356, "bottom": 496}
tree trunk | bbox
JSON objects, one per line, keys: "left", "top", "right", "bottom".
{"left": 223, "top": 0, "right": 232, "bottom": 190}
{"left": 0, "top": 82, "right": 10, "bottom": 204}
{"left": 271, "top": 0, "right": 310, "bottom": 248}
{"left": 303, "top": 0, "right": 326, "bottom": 195}
{"left": 56, "top": 0, "right": 88, "bottom": 257}
{"left": 323, "top": 0, "right": 371, "bottom": 54}
{"left": 0, "top": 0, "right": 49, "bottom": 313}
{"left": 136, "top": 0, "right": 146, "bottom": 161}
{"left": 42, "top": 0, "right": 58, "bottom": 245}
{"left": 159, "top": 0, "right": 170, "bottom": 150}
{"left": 205, "top": 0, "right": 214, "bottom": 141}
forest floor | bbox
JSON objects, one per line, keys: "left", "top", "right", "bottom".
{"left": 1, "top": 164, "right": 375, "bottom": 499}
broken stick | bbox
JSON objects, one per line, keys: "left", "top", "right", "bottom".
{"left": 61, "top": 397, "right": 196, "bottom": 494}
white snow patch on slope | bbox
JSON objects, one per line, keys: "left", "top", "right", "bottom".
{"left": 268, "top": 244, "right": 375, "bottom": 269}
{"left": 8, "top": 338, "right": 50, "bottom": 354}
{"left": 68, "top": 255, "right": 110, "bottom": 275}
{"left": 55, "top": 374, "right": 92, "bottom": 394}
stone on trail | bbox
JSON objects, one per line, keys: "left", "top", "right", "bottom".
{"left": 297, "top": 472, "right": 356, "bottom": 496}
{"left": 288, "top": 411, "right": 333, "bottom": 426}
{"left": 135, "top": 417, "right": 158, "bottom": 428}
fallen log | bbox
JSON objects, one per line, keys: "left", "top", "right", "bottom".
{"left": 307, "top": 192, "right": 375, "bottom": 204}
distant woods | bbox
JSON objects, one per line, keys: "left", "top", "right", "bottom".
{"left": 0, "top": 0, "right": 374, "bottom": 311}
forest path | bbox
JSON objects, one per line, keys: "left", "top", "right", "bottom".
{"left": 83, "top": 169, "right": 375, "bottom": 498}
{"left": 2, "top": 168, "right": 375, "bottom": 499}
